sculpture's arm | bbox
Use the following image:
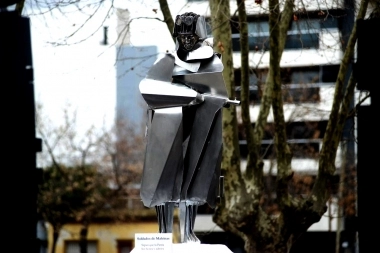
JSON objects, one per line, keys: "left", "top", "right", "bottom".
{"left": 146, "top": 54, "right": 175, "bottom": 82}
{"left": 139, "top": 53, "right": 204, "bottom": 109}
{"left": 139, "top": 78, "right": 203, "bottom": 109}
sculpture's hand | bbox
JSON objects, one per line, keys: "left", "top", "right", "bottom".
{"left": 224, "top": 98, "right": 241, "bottom": 108}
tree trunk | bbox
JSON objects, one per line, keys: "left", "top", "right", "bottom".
{"left": 154, "top": 0, "right": 371, "bottom": 252}
{"left": 208, "top": 0, "right": 246, "bottom": 225}
{"left": 51, "top": 227, "right": 59, "bottom": 253}
{"left": 79, "top": 225, "right": 88, "bottom": 253}
{"left": 158, "top": 0, "right": 175, "bottom": 44}
{"left": 310, "top": 0, "right": 370, "bottom": 214}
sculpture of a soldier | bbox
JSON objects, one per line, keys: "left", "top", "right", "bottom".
{"left": 139, "top": 12, "right": 239, "bottom": 243}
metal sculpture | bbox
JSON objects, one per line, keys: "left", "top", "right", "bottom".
{"left": 139, "top": 12, "right": 239, "bottom": 243}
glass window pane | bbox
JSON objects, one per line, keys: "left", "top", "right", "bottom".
{"left": 291, "top": 69, "right": 320, "bottom": 84}
{"left": 248, "top": 36, "right": 269, "bottom": 51}
{"left": 232, "top": 38, "right": 240, "bottom": 51}
{"left": 248, "top": 21, "right": 269, "bottom": 34}
{"left": 283, "top": 87, "right": 320, "bottom": 103}
{"left": 321, "top": 65, "right": 340, "bottom": 82}
{"left": 291, "top": 19, "right": 320, "bottom": 31}
{"left": 65, "top": 241, "right": 97, "bottom": 253}
{"left": 285, "top": 33, "right": 319, "bottom": 49}
{"left": 320, "top": 16, "right": 339, "bottom": 29}
{"left": 118, "top": 240, "right": 133, "bottom": 253}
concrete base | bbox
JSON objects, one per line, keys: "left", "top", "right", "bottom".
{"left": 131, "top": 243, "right": 232, "bottom": 253}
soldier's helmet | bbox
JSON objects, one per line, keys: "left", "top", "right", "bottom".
{"left": 173, "top": 12, "right": 208, "bottom": 51}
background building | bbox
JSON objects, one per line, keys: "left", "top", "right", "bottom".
{"left": 185, "top": 1, "right": 355, "bottom": 252}
{"left": 116, "top": 45, "right": 157, "bottom": 132}
{"left": 27, "top": 0, "right": 363, "bottom": 252}
{"left": 115, "top": 9, "right": 157, "bottom": 134}
{"left": 111, "top": 1, "right": 356, "bottom": 252}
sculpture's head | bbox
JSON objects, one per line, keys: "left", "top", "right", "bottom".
{"left": 173, "top": 12, "right": 207, "bottom": 52}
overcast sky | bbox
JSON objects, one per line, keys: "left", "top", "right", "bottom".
{"left": 26, "top": 0, "right": 192, "bottom": 135}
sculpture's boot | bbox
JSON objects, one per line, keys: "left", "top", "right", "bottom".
{"left": 155, "top": 202, "right": 175, "bottom": 233}
{"left": 179, "top": 201, "right": 200, "bottom": 243}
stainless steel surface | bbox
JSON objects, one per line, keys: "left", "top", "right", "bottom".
{"left": 140, "top": 78, "right": 203, "bottom": 109}
{"left": 179, "top": 202, "right": 199, "bottom": 243}
{"left": 172, "top": 54, "right": 227, "bottom": 97}
{"left": 180, "top": 96, "right": 225, "bottom": 208}
{"left": 156, "top": 203, "right": 175, "bottom": 233}
{"left": 140, "top": 107, "right": 183, "bottom": 207}
{"left": 138, "top": 12, "right": 240, "bottom": 243}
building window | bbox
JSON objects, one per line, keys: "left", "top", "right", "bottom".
{"left": 239, "top": 121, "right": 327, "bottom": 159}
{"left": 117, "top": 240, "right": 134, "bottom": 253}
{"left": 234, "top": 65, "right": 340, "bottom": 104}
{"left": 285, "top": 33, "right": 319, "bottom": 50}
{"left": 65, "top": 241, "right": 97, "bottom": 253}
{"left": 231, "top": 15, "right": 339, "bottom": 51}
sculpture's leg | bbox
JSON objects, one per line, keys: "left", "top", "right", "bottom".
{"left": 190, "top": 205, "right": 198, "bottom": 242}
{"left": 156, "top": 205, "right": 164, "bottom": 233}
{"left": 155, "top": 202, "right": 175, "bottom": 233}
{"left": 179, "top": 202, "right": 186, "bottom": 242}
{"left": 164, "top": 202, "right": 175, "bottom": 233}
{"left": 179, "top": 201, "right": 200, "bottom": 243}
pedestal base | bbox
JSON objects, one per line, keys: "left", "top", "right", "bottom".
{"left": 131, "top": 243, "right": 232, "bottom": 253}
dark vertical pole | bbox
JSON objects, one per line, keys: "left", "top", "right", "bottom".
{"left": 102, "top": 26, "right": 108, "bottom": 45}
{"left": 339, "top": 2, "right": 357, "bottom": 252}
{"left": 1, "top": 10, "right": 41, "bottom": 251}
{"left": 356, "top": 18, "right": 380, "bottom": 253}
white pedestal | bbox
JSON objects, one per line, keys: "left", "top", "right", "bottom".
{"left": 131, "top": 243, "right": 233, "bottom": 253}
